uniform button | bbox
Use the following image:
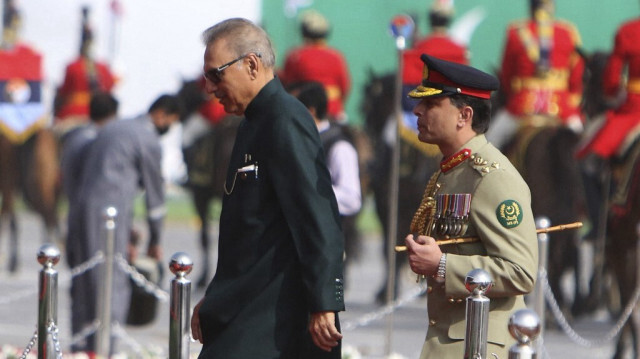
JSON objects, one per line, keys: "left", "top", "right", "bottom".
{"left": 427, "top": 286, "right": 433, "bottom": 294}
{"left": 429, "top": 319, "right": 437, "bottom": 327}
{"left": 448, "top": 297, "right": 455, "bottom": 303}
{"left": 456, "top": 299, "right": 464, "bottom": 304}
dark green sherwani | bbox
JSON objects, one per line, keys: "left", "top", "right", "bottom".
{"left": 419, "top": 135, "right": 538, "bottom": 359}
{"left": 198, "top": 78, "right": 345, "bottom": 359}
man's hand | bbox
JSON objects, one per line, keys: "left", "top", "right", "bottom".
{"left": 405, "top": 234, "right": 442, "bottom": 276}
{"left": 309, "top": 311, "right": 342, "bottom": 352}
{"left": 191, "top": 297, "right": 204, "bottom": 344}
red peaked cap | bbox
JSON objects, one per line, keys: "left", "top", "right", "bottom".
{"left": 408, "top": 54, "right": 499, "bottom": 99}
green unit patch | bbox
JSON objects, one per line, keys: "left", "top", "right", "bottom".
{"left": 496, "top": 200, "right": 523, "bottom": 228}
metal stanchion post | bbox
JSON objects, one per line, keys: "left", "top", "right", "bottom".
{"left": 37, "top": 244, "right": 61, "bottom": 359}
{"left": 507, "top": 308, "right": 541, "bottom": 359}
{"left": 464, "top": 268, "right": 493, "bottom": 359}
{"left": 169, "top": 252, "right": 193, "bottom": 359}
{"left": 96, "top": 207, "right": 117, "bottom": 358}
{"left": 532, "top": 216, "right": 550, "bottom": 355}
{"left": 383, "top": 14, "right": 415, "bottom": 357}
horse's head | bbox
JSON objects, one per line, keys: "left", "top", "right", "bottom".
{"left": 176, "top": 78, "right": 207, "bottom": 122}
{"left": 581, "top": 50, "right": 613, "bottom": 120}
{"left": 360, "top": 68, "right": 396, "bottom": 140}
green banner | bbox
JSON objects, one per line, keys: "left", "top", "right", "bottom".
{"left": 262, "top": 0, "right": 638, "bottom": 126}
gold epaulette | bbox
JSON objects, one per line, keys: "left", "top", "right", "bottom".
{"left": 555, "top": 19, "right": 582, "bottom": 45}
{"left": 508, "top": 19, "right": 529, "bottom": 29}
{"left": 469, "top": 153, "right": 501, "bottom": 176}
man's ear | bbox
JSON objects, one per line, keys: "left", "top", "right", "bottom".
{"left": 247, "top": 53, "right": 260, "bottom": 76}
{"left": 459, "top": 105, "right": 473, "bottom": 127}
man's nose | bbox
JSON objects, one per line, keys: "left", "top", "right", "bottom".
{"left": 412, "top": 103, "right": 422, "bottom": 116}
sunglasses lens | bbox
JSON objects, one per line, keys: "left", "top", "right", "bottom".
{"left": 205, "top": 70, "right": 221, "bottom": 84}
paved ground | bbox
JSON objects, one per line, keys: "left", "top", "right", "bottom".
{"left": 0, "top": 208, "right": 624, "bottom": 358}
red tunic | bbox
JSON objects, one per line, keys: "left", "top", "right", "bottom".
{"left": 578, "top": 18, "right": 640, "bottom": 158}
{"left": 499, "top": 19, "right": 584, "bottom": 123}
{"left": 55, "top": 57, "right": 116, "bottom": 121}
{"left": 403, "top": 33, "right": 469, "bottom": 95}
{"left": 280, "top": 43, "right": 350, "bottom": 120}
{"left": 412, "top": 34, "right": 469, "bottom": 65}
{"left": 195, "top": 76, "right": 227, "bottom": 125}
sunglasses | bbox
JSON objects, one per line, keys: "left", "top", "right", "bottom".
{"left": 203, "top": 53, "right": 261, "bottom": 84}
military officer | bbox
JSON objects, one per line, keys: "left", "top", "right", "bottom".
{"left": 403, "top": 54, "right": 538, "bottom": 359}
{"left": 191, "top": 18, "right": 345, "bottom": 358}
{"left": 412, "top": 0, "right": 468, "bottom": 65}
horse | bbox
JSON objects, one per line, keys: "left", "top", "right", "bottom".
{"left": 501, "top": 121, "right": 587, "bottom": 319}
{"left": 606, "top": 134, "right": 640, "bottom": 358}
{"left": 0, "top": 127, "right": 61, "bottom": 272}
{"left": 495, "top": 50, "right": 636, "bottom": 326}
{"left": 579, "top": 50, "right": 640, "bottom": 359}
{"left": 360, "top": 70, "right": 440, "bottom": 303}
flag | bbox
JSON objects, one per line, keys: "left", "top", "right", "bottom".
{"left": 0, "top": 44, "right": 46, "bottom": 144}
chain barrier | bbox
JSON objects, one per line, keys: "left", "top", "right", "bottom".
{"left": 65, "top": 253, "right": 170, "bottom": 347}
{"left": 6, "top": 249, "right": 168, "bottom": 355}
{"left": 68, "top": 251, "right": 105, "bottom": 279}
{"left": 341, "top": 285, "right": 427, "bottom": 331}
{"left": 18, "top": 328, "right": 37, "bottom": 359}
{"left": 69, "top": 319, "right": 101, "bottom": 347}
{"left": 0, "top": 252, "right": 105, "bottom": 306}
{"left": 47, "top": 321, "right": 64, "bottom": 359}
{"left": 112, "top": 321, "right": 154, "bottom": 359}
{"left": 114, "top": 254, "right": 170, "bottom": 302}
{"left": 541, "top": 268, "right": 640, "bottom": 348}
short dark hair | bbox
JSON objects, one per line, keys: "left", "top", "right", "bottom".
{"left": 449, "top": 94, "right": 492, "bottom": 134}
{"left": 288, "top": 81, "right": 328, "bottom": 120}
{"left": 89, "top": 91, "right": 118, "bottom": 122}
{"left": 148, "top": 94, "right": 182, "bottom": 115}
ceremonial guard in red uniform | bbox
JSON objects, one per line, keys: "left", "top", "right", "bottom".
{"left": 499, "top": 0, "right": 584, "bottom": 130}
{"left": 55, "top": 7, "right": 116, "bottom": 127}
{"left": 280, "top": 10, "right": 350, "bottom": 122}
{"left": 577, "top": 18, "right": 640, "bottom": 159}
{"left": 412, "top": 0, "right": 468, "bottom": 66}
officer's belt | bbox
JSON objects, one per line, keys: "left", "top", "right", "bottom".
{"left": 66, "top": 91, "right": 92, "bottom": 106}
{"left": 517, "top": 115, "right": 561, "bottom": 128}
{"left": 627, "top": 78, "right": 640, "bottom": 94}
{"left": 510, "top": 70, "right": 569, "bottom": 92}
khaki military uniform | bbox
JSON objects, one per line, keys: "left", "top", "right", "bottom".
{"left": 419, "top": 134, "right": 538, "bottom": 359}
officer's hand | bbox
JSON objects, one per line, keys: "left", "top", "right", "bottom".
{"left": 405, "top": 234, "right": 442, "bottom": 276}
{"left": 191, "top": 297, "right": 204, "bottom": 344}
{"left": 309, "top": 311, "right": 342, "bottom": 352}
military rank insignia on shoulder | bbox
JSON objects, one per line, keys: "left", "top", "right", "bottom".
{"left": 469, "top": 154, "right": 500, "bottom": 175}
{"left": 496, "top": 200, "right": 523, "bottom": 228}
